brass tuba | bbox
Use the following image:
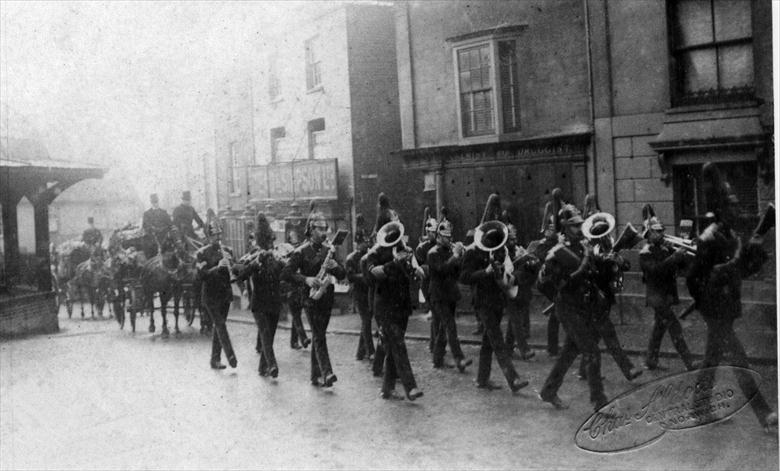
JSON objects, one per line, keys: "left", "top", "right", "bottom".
{"left": 376, "top": 220, "right": 422, "bottom": 279}
{"left": 581, "top": 211, "right": 616, "bottom": 256}
{"left": 472, "top": 220, "right": 518, "bottom": 299}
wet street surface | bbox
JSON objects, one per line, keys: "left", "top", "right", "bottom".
{"left": 1, "top": 308, "right": 777, "bottom": 470}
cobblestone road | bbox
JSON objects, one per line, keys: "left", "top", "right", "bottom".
{"left": 1, "top": 308, "right": 777, "bottom": 470}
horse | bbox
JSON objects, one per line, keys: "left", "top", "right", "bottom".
{"left": 67, "top": 254, "right": 113, "bottom": 318}
{"left": 53, "top": 240, "right": 92, "bottom": 318}
{"left": 133, "top": 227, "right": 194, "bottom": 338}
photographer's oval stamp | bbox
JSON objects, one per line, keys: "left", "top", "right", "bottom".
{"left": 575, "top": 366, "right": 763, "bottom": 453}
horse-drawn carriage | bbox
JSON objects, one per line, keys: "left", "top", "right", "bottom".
{"left": 106, "top": 224, "right": 204, "bottom": 336}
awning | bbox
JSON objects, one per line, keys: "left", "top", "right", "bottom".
{"left": 650, "top": 109, "right": 766, "bottom": 152}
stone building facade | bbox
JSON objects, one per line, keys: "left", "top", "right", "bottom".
{"left": 213, "top": 3, "right": 402, "bottom": 256}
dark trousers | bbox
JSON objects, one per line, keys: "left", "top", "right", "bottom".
{"left": 379, "top": 315, "right": 418, "bottom": 395}
{"left": 476, "top": 305, "right": 519, "bottom": 387}
{"left": 355, "top": 296, "right": 374, "bottom": 360}
{"left": 547, "top": 312, "right": 560, "bottom": 355}
{"left": 541, "top": 303, "right": 606, "bottom": 407}
{"left": 505, "top": 297, "right": 531, "bottom": 353}
{"left": 305, "top": 303, "right": 333, "bottom": 380}
{"left": 429, "top": 309, "right": 440, "bottom": 353}
{"left": 254, "top": 308, "right": 280, "bottom": 373}
{"left": 697, "top": 315, "right": 773, "bottom": 426}
{"left": 578, "top": 310, "right": 635, "bottom": 379}
{"left": 289, "top": 301, "right": 309, "bottom": 347}
{"left": 432, "top": 300, "right": 464, "bottom": 365}
{"left": 372, "top": 328, "right": 386, "bottom": 377}
{"left": 204, "top": 297, "right": 235, "bottom": 365}
{"left": 646, "top": 305, "right": 694, "bottom": 370}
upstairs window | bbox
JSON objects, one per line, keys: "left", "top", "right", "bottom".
{"left": 308, "top": 118, "right": 327, "bottom": 160}
{"left": 305, "top": 36, "right": 322, "bottom": 91}
{"left": 450, "top": 26, "right": 525, "bottom": 140}
{"left": 270, "top": 127, "right": 290, "bottom": 163}
{"left": 671, "top": 0, "right": 754, "bottom": 106}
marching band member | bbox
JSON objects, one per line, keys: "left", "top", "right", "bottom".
{"left": 686, "top": 163, "right": 777, "bottom": 432}
{"left": 577, "top": 204, "right": 643, "bottom": 382}
{"left": 282, "top": 204, "right": 311, "bottom": 351}
{"left": 416, "top": 207, "right": 439, "bottom": 353}
{"left": 364, "top": 203, "right": 424, "bottom": 401}
{"left": 504, "top": 222, "right": 537, "bottom": 360}
{"left": 458, "top": 194, "right": 529, "bottom": 393}
{"left": 233, "top": 213, "right": 284, "bottom": 378}
{"left": 346, "top": 216, "right": 373, "bottom": 361}
{"left": 640, "top": 215, "right": 694, "bottom": 371}
{"left": 538, "top": 204, "right": 606, "bottom": 411}
{"left": 537, "top": 188, "right": 566, "bottom": 356}
{"left": 281, "top": 208, "right": 346, "bottom": 388}
{"left": 427, "top": 218, "right": 472, "bottom": 371}
{"left": 195, "top": 218, "right": 237, "bottom": 370}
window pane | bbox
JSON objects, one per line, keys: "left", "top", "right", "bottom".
{"left": 481, "top": 68, "right": 491, "bottom": 88}
{"left": 459, "top": 71, "right": 472, "bottom": 92}
{"left": 718, "top": 44, "right": 753, "bottom": 88}
{"left": 499, "top": 40, "right": 520, "bottom": 132}
{"left": 681, "top": 49, "right": 717, "bottom": 93}
{"left": 470, "top": 49, "right": 480, "bottom": 70}
{"left": 480, "top": 45, "right": 491, "bottom": 67}
{"left": 461, "top": 94, "right": 473, "bottom": 134}
{"left": 471, "top": 70, "right": 482, "bottom": 91}
{"left": 675, "top": 0, "right": 713, "bottom": 47}
{"left": 458, "top": 50, "right": 469, "bottom": 71}
{"left": 714, "top": 0, "right": 751, "bottom": 41}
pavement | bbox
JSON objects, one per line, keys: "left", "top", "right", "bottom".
{"left": 1, "top": 307, "right": 778, "bottom": 470}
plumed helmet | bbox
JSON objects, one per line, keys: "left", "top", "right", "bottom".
{"left": 354, "top": 213, "right": 368, "bottom": 244}
{"left": 702, "top": 162, "right": 739, "bottom": 221}
{"left": 437, "top": 220, "right": 453, "bottom": 238}
{"left": 304, "top": 201, "right": 328, "bottom": 237}
{"left": 255, "top": 212, "right": 275, "bottom": 248}
{"left": 558, "top": 204, "right": 584, "bottom": 226}
{"left": 374, "top": 192, "right": 398, "bottom": 233}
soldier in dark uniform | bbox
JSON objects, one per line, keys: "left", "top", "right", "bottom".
{"left": 640, "top": 216, "right": 694, "bottom": 371}
{"left": 172, "top": 190, "right": 205, "bottom": 242}
{"left": 459, "top": 224, "right": 529, "bottom": 393}
{"left": 364, "top": 215, "right": 424, "bottom": 401}
{"left": 142, "top": 193, "right": 173, "bottom": 250}
{"left": 427, "top": 218, "right": 472, "bottom": 371}
{"left": 504, "top": 223, "right": 538, "bottom": 360}
{"left": 281, "top": 210, "right": 345, "bottom": 388}
{"left": 284, "top": 211, "right": 311, "bottom": 350}
{"left": 234, "top": 213, "right": 283, "bottom": 378}
{"left": 415, "top": 210, "right": 438, "bottom": 353}
{"left": 195, "top": 220, "right": 237, "bottom": 370}
{"left": 538, "top": 205, "right": 606, "bottom": 411}
{"left": 686, "top": 163, "right": 777, "bottom": 432}
{"left": 578, "top": 235, "right": 643, "bottom": 381}
{"left": 537, "top": 189, "right": 566, "bottom": 357}
{"left": 346, "top": 220, "right": 373, "bottom": 361}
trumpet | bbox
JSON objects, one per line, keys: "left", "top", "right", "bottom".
{"left": 663, "top": 234, "right": 697, "bottom": 254}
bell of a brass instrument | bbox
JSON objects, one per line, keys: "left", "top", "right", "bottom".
{"left": 613, "top": 222, "right": 642, "bottom": 253}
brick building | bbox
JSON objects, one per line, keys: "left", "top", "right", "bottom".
{"left": 213, "top": 2, "right": 402, "bottom": 256}
{"left": 392, "top": 0, "right": 774, "bottom": 245}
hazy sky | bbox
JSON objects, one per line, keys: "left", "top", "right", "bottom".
{"left": 0, "top": 0, "right": 327, "bottom": 199}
